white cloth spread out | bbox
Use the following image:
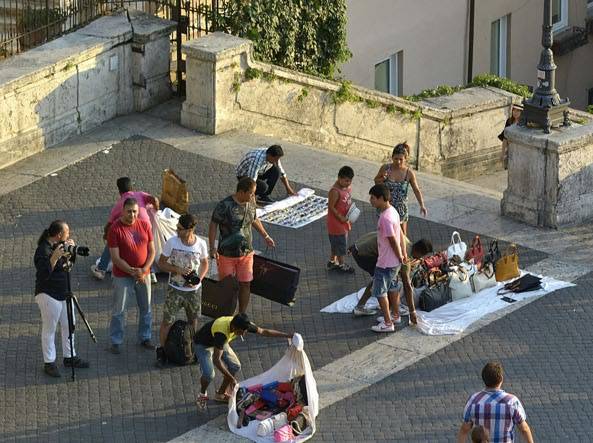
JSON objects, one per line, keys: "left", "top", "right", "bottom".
{"left": 256, "top": 188, "right": 328, "bottom": 229}
{"left": 321, "top": 272, "right": 574, "bottom": 336}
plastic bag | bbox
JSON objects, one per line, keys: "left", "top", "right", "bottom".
{"left": 149, "top": 208, "right": 180, "bottom": 272}
{"left": 227, "top": 333, "right": 319, "bottom": 442}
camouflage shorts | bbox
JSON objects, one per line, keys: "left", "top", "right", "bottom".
{"left": 163, "top": 286, "right": 202, "bottom": 324}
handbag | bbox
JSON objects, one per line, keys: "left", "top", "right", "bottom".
{"left": 449, "top": 267, "right": 473, "bottom": 301}
{"left": 160, "top": 169, "right": 189, "bottom": 214}
{"left": 497, "top": 274, "right": 542, "bottom": 294}
{"left": 419, "top": 271, "right": 451, "bottom": 312}
{"left": 465, "top": 235, "right": 485, "bottom": 269}
{"left": 423, "top": 251, "right": 448, "bottom": 270}
{"left": 495, "top": 244, "right": 520, "bottom": 282}
{"left": 251, "top": 254, "right": 301, "bottom": 306}
{"left": 470, "top": 262, "right": 497, "bottom": 293}
{"left": 447, "top": 231, "right": 467, "bottom": 260}
{"left": 484, "top": 240, "right": 501, "bottom": 269}
{"left": 201, "top": 275, "right": 239, "bottom": 318}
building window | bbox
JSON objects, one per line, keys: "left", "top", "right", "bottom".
{"left": 374, "top": 51, "right": 403, "bottom": 96}
{"left": 552, "top": 0, "right": 568, "bottom": 32}
{"left": 490, "top": 15, "right": 509, "bottom": 77}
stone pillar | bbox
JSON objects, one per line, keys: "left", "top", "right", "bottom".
{"left": 181, "top": 32, "right": 252, "bottom": 134}
{"left": 129, "top": 11, "right": 176, "bottom": 112}
{"left": 501, "top": 123, "right": 593, "bottom": 227}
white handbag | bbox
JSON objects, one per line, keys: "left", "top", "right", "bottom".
{"left": 470, "top": 263, "right": 497, "bottom": 293}
{"left": 447, "top": 231, "right": 467, "bottom": 260}
{"left": 449, "top": 267, "right": 473, "bottom": 301}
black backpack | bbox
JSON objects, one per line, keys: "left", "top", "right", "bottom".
{"left": 164, "top": 320, "right": 195, "bottom": 366}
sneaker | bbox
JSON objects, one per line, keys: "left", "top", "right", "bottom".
{"left": 353, "top": 306, "right": 378, "bottom": 317}
{"left": 399, "top": 304, "right": 410, "bottom": 316}
{"left": 150, "top": 273, "right": 158, "bottom": 284}
{"left": 90, "top": 264, "right": 106, "bottom": 280}
{"left": 108, "top": 344, "right": 121, "bottom": 355}
{"left": 326, "top": 261, "right": 339, "bottom": 271}
{"left": 371, "top": 321, "right": 395, "bottom": 333}
{"left": 140, "top": 339, "right": 155, "bottom": 350}
{"left": 256, "top": 195, "right": 275, "bottom": 205}
{"left": 377, "top": 315, "right": 402, "bottom": 325}
{"left": 336, "top": 264, "right": 355, "bottom": 274}
{"left": 43, "top": 363, "right": 61, "bottom": 378}
{"left": 196, "top": 392, "right": 209, "bottom": 410}
{"left": 63, "top": 357, "right": 90, "bottom": 368}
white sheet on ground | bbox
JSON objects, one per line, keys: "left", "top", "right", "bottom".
{"left": 227, "top": 333, "right": 319, "bottom": 443}
{"left": 320, "top": 272, "right": 574, "bottom": 336}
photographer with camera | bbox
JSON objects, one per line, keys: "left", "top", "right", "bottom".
{"left": 34, "top": 220, "right": 90, "bottom": 378}
{"left": 156, "top": 213, "right": 209, "bottom": 366}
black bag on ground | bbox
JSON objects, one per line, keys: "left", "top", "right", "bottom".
{"left": 419, "top": 273, "right": 452, "bottom": 312}
{"left": 251, "top": 254, "right": 300, "bottom": 306}
{"left": 164, "top": 320, "right": 195, "bottom": 366}
{"left": 497, "top": 274, "right": 542, "bottom": 295}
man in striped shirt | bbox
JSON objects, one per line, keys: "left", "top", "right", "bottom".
{"left": 457, "top": 361, "right": 534, "bottom": 443}
{"left": 235, "top": 145, "right": 296, "bottom": 204}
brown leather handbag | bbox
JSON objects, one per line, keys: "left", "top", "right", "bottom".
{"left": 160, "top": 169, "right": 189, "bottom": 214}
{"left": 495, "top": 244, "right": 520, "bottom": 282}
{"left": 201, "top": 275, "right": 239, "bottom": 318}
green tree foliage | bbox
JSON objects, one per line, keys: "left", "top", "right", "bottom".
{"left": 203, "top": 0, "right": 351, "bottom": 78}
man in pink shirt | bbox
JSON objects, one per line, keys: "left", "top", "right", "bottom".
{"left": 91, "top": 177, "right": 158, "bottom": 280}
{"left": 368, "top": 184, "right": 407, "bottom": 333}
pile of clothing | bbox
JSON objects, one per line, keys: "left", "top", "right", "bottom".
{"left": 235, "top": 375, "right": 312, "bottom": 442}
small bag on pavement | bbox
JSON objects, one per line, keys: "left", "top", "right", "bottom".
{"left": 447, "top": 231, "right": 467, "bottom": 260}
{"left": 470, "top": 262, "right": 497, "bottom": 293}
{"left": 449, "top": 267, "right": 473, "bottom": 301}
{"left": 495, "top": 244, "right": 520, "bottom": 282}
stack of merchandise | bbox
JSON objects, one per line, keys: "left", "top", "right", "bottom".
{"left": 235, "top": 375, "right": 312, "bottom": 441}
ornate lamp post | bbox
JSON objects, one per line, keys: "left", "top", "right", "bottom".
{"left": 521, "top": 0, "right": 570, "bottom": 133}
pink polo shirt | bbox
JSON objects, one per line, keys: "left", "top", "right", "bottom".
{"left": 108, "top": 191, "right": 152, "bottom": 224}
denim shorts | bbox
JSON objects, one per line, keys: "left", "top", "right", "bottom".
{"left": 328, "top": 234, "right": 347, "bottom": 256}
{"left": 372, "top": 266, "right": 401, "bottom": 298}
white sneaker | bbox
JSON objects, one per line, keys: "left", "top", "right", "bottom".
{"left": 353, "top": 306, "right": 378, "bottom": 317}
{"left": 399, "top": 304, "right": 410, "bottom": 316}
{"left": 371, "top": 321, "right": 395, "bottom": 333}
{"left": 90, "top": 264, "right": 105, "bottom": 280}
{"left": 376, "top": 315, "right": 402, "bottom": 325}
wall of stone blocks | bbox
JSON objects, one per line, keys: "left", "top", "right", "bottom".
{"left": 0, "top": 11, "right": 175, "bottom": 170}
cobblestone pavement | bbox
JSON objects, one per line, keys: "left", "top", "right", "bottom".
{"left": 1, "top": 136, "right": 551, "bottom": 442}
{"left": 315, "top": 271, "right": 593, "bottom": 442}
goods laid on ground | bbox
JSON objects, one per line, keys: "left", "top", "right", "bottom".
{"left": 228, "top": 334, "right": 319, "bottom": 442}
{"left": 256, "top": 188, "right": 328, "bottom": 229}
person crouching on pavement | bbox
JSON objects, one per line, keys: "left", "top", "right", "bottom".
{"left": 34, "top": 220, "right": 90, "bottom": 377}
{"left": 350, "top": 233, "right": 432, "bottom": 325}
{"left": 195, "top": 313, "right": 292, "bottom": 408}
{"left": 156, "top": 213, "right": 208, "bottom": 366}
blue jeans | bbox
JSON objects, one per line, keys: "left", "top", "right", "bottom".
{"left": 372, "top": 266, "right": 401, "bottom": 298}
{"left": 195, "top": 343, "right": 241, "bottom": 384}
{"left": 97, "top": 244, "right": 111, "bottom": 272}
{"left": 110, "top": 275, "right": 152, "bottom": 345}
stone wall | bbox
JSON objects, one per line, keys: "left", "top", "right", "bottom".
{"left": 501, "top": 122, "right": 593, "bottom": 227}
{"left": 180, "top": 33, "right": 547, "bottom": 180}
{"left": 0, "top": 11, "right": 175, "bottom": 169}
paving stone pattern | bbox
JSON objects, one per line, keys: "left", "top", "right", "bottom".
{"left": 0, "top": 137, "right": 546, "bottom": 442}
{"left": 315, "top": 272, "right": 593, "bottom": 442}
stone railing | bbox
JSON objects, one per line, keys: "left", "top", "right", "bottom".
{"left": 502, "top": 122, "right": 593, "bottom": 227}
{"left": 0, "top": 11, "right": 175, "bottom": 169}
{"left": 181, "top": 33, "right": 531, "bottom": 180}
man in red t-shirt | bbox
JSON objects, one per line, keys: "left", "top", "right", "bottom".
{"left": 107, "top": 198, "right": 156, "bottom": 354}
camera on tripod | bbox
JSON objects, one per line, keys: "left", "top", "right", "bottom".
{"left": 53, "top": 241, "right": 90, "bottom": 257}
{"left": 183, "top": 270, "right": 201, "bottom": 286}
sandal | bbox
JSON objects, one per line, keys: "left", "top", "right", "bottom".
{"left": 336, "top": 264, "right": 355, "bottom": 274}
{"left": 196, "top": 392, "right": 208, "bottom": 410}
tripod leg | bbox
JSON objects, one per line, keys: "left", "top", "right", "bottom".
{"left": 72, "top": 294, "right": 97, "bottom": 343}
{"left": 66, "top": 296, "right": 76, "bottom": 381}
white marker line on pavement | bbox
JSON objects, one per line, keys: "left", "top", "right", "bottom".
{"left": 169, "top": 259, "right": 585, "bottom": 443}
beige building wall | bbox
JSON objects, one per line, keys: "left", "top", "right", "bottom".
{"left": 473, "top": 0, "right": 593, "bottom": 110}
{"left": 344, "top": 0, "right": 593, "bottom": 109}
{"left": 342, "top": 0, "right": 467, "bottom": 96}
